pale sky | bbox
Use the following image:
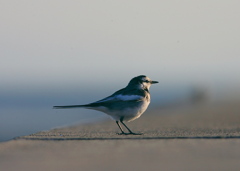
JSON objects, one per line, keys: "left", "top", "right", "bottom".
{"left": 1, "top": 1, "right": 240, "bottom": 92}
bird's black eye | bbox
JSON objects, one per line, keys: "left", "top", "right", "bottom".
{"left": 145, "top": 80, "right": 149, "bottom": 83}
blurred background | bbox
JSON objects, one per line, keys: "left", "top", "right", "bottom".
{"left": 1, "top": 1, "right": 240, "bottom": 142}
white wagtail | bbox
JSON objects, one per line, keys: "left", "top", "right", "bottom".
{"left": 53, "top": 75, "right": 158, "bottom": 135}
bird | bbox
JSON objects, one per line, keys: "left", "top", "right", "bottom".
{"left": 53, "top": 75, "right": 158, "bottom": 135}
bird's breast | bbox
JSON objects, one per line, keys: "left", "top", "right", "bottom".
{"left": 121, "top": 98, "right": 150, "bottom": 122}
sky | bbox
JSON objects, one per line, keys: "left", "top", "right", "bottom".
{"left": 1, "top": 1, "right": 240, "bottom": 92}
{"left": 1, "top": 0, "right": 240, "bottom": 141}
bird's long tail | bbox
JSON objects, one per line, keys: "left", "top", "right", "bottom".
{"left": 53, "top": 105, "right": 88, "bottom": 109}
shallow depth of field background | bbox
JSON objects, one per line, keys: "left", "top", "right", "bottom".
{"left": 1, "top": 1, "right": 240, "bottom": 141}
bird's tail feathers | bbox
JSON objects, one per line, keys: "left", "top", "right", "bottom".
{"left": 53, "top": 105, "right": 88, "bottom": 109}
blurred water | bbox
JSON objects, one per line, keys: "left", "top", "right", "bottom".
{"left": 1, "top": 79, "right": 240, "bottom": 142}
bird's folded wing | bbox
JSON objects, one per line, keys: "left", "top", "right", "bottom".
{"left": 95, "top": 94, "right": 144, "bottom": 103}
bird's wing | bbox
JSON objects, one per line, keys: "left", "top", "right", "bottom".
{"left": 95, "top": 94, "right": 144, "bottom": 103}
{"left": 53, "top": 88, "right": 147, "bottom": 109}
{"left": 94, "top": 88, "right": 145, "bottom": 103}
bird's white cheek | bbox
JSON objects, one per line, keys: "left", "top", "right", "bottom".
{"left": 142, "top": 83, "right": 151, "bottom": 90}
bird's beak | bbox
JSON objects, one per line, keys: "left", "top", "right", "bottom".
{"left": 151, "top": 80, "right": 159, "bottom": 84}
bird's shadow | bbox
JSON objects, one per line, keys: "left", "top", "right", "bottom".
{"left": 15, "top": 135, "right": 240, "bottom": 141}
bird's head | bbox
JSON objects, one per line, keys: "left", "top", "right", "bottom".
{"left": 127, "top": 75, "right": 158, "bottom": 91}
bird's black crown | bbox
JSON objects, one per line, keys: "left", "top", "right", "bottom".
{"left": 127, "top": 75, "right": 147, "bottom": 86}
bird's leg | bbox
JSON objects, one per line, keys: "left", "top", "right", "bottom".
{"left": 116, "top": 121, "right": 126, "bottom": 135}
{"left": 120, "top": 120, "right": 143, "bottom": 135}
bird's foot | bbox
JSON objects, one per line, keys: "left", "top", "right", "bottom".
{"left": 117, "top": 132, "right": 143, "bottom": 135}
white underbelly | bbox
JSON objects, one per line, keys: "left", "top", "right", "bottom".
{"left": 109, "top": 100, "right": 150, "bottom": 122}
